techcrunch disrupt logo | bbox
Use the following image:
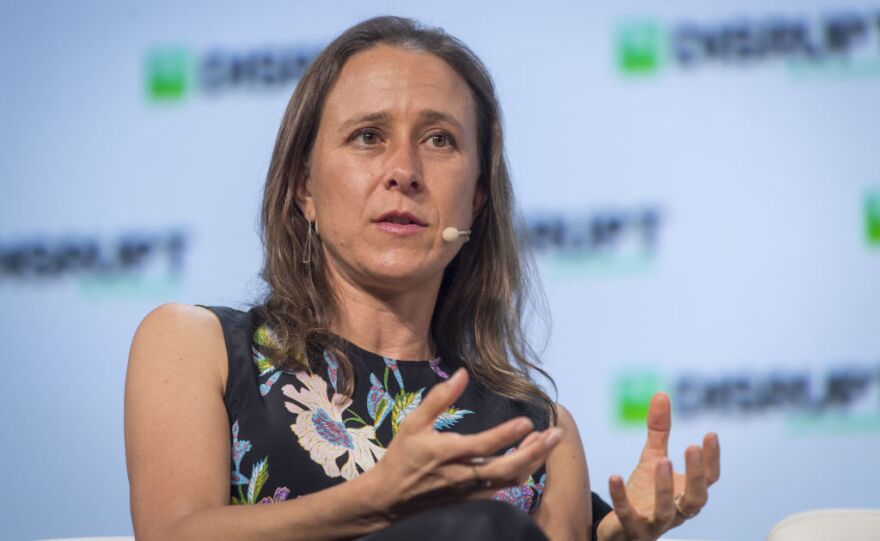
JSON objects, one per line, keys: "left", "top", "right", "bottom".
{"left": 524, "top": 207, "right": 662, "bottom": 275}
{"left": 146, "top": 45, "right": 319, "bottom": 102}
{"left": 615, "top": 364, "right": 880, "bottom": 433}
{"left": 616, "top": 10, "right": 880, "bottom": 78}
{"left": 0, "top": 230, "right": 187, "bottom": 297}
{"left": 867, "top": 187, "right": 880, "bottom": 247}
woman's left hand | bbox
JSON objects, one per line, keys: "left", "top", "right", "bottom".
{"left": 597, "top": 392, "right": 721, "bottom": 541}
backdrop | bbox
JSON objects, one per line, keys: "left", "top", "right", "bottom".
{"left": 2, "top": 1, "right": 879, "bottom": 539}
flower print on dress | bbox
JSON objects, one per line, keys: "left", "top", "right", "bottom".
{"left": 428, "top": 357, "right": 449, "bottom": 379}
{"left": 252, "top": 346, "right": 277, "bottom": 377}
{"left": 434, "top": 406, "right": 474, "bottom": 430}
{"left": 231, "top": 420, "right": 252, "bottom": 486}
{"left": 368, "top": 356, "right": 470, "bottom": 432}
{"left": 259, "top": 372, "right": 282, "bottom": 396}
{"left": 251, "top": 325, "right": 284, "bottom": 396}
{"left": 253, "top": 324, "right": 279, "bottom": 350}
{"left": 248, "top": 458, "right": 268, "bottom": 503}
{"left": 367, "top": 358, "right": 419, "bottom": 433}
{"left": 252, "top": 325, "right": 280, "bottom": 374}
{"left": 229, "top": 421, "right": 291, "bottom": 505}
{"left": 390, "top": 388, "right": 424, "bottom": 435}
{"left": 386, "top": 389, "right": 469, "bottom": 433}
{"left": 259, "top": 486, "right": 291, "bottom": 504}
{"left": 535, "top": 473, "right": 546, "bottom": 492}
{"left": 282, "top": 370, "right": 385, "bottom": 481}
{"left": 490, "top": 450, "right": 545, "bottom": 512}
{"left": 324, "top": 350, "right": 340, "bottom": 392}
{"left": 383, "top": 357, "right": 404, "bottom": 389}
{"left": 492, "top": 480, "right": 537, "bottom": 512}
{"left": 367, "top": 372, "right": 394, "bottom": 428}
{"left": 231, "top": 457, "right": 292, "bottom": 505}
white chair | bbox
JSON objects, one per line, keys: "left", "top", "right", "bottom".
{"left": 767, "top": 509, "right": 880, "bottom": 541}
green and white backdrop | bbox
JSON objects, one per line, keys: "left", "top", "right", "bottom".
{"left": 2, "top": 1, "right": 879, "bottom": 539}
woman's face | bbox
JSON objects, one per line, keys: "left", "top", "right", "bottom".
{"left": 299, "top": 44, "right": 483, "bottom": 294}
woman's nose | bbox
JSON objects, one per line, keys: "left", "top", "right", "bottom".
{"left": 384, "top": 142, "right": 422, "bottom": 192}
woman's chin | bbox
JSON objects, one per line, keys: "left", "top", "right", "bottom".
{"left": 358, "top": 259, "right": 444, "bottom": 292}
{"left": 324, "top": 247, "right": 448, "bottom": 293}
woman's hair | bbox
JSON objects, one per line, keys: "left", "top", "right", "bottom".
{"left": 259, "top": 15, "right": 557, "bottom": 424}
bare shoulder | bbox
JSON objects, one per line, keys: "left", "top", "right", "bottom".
{"left": 132, "top": 302, "right": 224, "bottom": 346}
{"left": 553, "top": 403, "right": 585, "bottom": 443}
{"left": 549, "top": 402, "right": 586, "bottom": 462}
{"left": 554, "top": 402, "right": 578, "bottom": 430}
{"left": 125, "top": 304, "right": 233, "bottom": 534}
{"left": 128, "top": 303, "right": 227, "bottom": 393}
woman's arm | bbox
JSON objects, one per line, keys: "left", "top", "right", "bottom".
{"left": 125, "top": 304, "right": 393, "bottom": 541}
{"left": 125, "top": 304, "right": 560, "bottom": 541}
{"left": 532, "top": 404, "right": 592, "bottom": 541}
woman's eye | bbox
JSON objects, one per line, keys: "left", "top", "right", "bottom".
{"left": 429, "top": 133, "right": 453, "bottom": 148}
{"left": 353, "top": 129, "right": 380, "bottom": 145}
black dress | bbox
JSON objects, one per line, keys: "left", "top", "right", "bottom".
{"left": 203, "top": 306, "right": 611, "bottom": 535}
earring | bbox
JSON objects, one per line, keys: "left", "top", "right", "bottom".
{"left": 303, "top": 218, "right": 314, "bottom": 264}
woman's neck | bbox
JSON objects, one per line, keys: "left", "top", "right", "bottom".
{"left": 324, "top": 261, "right": 442, "bottom": 361}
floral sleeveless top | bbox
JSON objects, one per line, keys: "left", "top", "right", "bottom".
{"left": 204, "top": 306, "right": 550, "bottom": 513}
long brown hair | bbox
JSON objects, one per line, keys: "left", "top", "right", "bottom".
{"left": 259, "top": 15, "right": 557, "bottom": 425}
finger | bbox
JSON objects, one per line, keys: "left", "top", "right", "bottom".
{"left": 441, "top": 431, "right": 555, "bottom": 497}
{"left": 653, "top": 458, "right": 676, "bottom": 529}
{"left": 703, "top": 432, "right": 721, "bottom": 485}
{"left": 489, "top": 428, "right": 559, "bottom": 474}
{"left": 438, "top": 416, "right": 534, "bottom": 461}
{"left": 401, "top": 369, "right": 469, "bottom": 432}
{"left": 421, "top": 461, "right": 486, "bottom": 495}
{"left": 608, "top": 475, "right": 641, "bottom": 536}
{"left": 477, "top": 428, "right": 561, "bottom": 485}
{"left": 642, "top": 392, "right": 671, "bottom": 458}
{"left": 464, "top": 455, "right": 498, "bottom": 467}
{"left": 681, "top": 445, "right": 708, "bottom": 512}
{"left": 517, "top": 430, "right": 543, "bottom": 450}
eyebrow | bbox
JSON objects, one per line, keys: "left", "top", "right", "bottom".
{"left": 339, "top": 112, "right": 389, "bottom": 131}
{"left": 337, "top": 109, "right": 464, "bottom": 133}
{"left": 418, "top": 110, "right": 464, "bottom": 132}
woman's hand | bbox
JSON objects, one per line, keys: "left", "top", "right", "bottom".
{"left": 597, "top": 392, "right": 721, "bottom": 541}
{"left": 365, "top": 368, "right": 562, "bottom": 518}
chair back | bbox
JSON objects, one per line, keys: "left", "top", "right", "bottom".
{"left": 767, "top": 509, "right": 880, "bottom": 541}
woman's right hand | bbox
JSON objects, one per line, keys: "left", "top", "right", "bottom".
{"left": 366, "top": 368, "right": 562, "bottom": 518}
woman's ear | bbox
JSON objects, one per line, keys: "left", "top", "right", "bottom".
{"left": 471, "top": 179, "right": 487, "bottom": 219}
{"left": 294, "top": 171, "right": 316, "bottom": 220}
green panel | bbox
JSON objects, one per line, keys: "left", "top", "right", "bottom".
{"left": 616, "top": 21, "right": 663, "bottom": 74}
{"left": 614, "top": 371, "right": 665, "bottom": 425}
{"left": 145, "top": 48, "right": 190, "bottom": 101}
{"left": 866, "top": 189, "right": 880, "bottom": 246}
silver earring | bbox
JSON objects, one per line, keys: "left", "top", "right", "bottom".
{"left": 303, "top": 219, "right": 314, "bottom": 264}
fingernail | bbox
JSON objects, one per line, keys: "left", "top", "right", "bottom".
{"left": 516, "top": 418, "right": 533, "bottom": 433}
{"left": 544, "top": 428, "right": 562, "bottom": 448}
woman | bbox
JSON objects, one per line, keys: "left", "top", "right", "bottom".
{"left": 125, "top": 16, "right": 719, "bottom": 541}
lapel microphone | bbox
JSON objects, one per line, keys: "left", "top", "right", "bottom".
{"left": 442, "top": 227, "right": 471, "bottom": 242}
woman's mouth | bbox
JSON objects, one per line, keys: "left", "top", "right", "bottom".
{"left": 374, "top": 211, "right": 428, "bottom": 236}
